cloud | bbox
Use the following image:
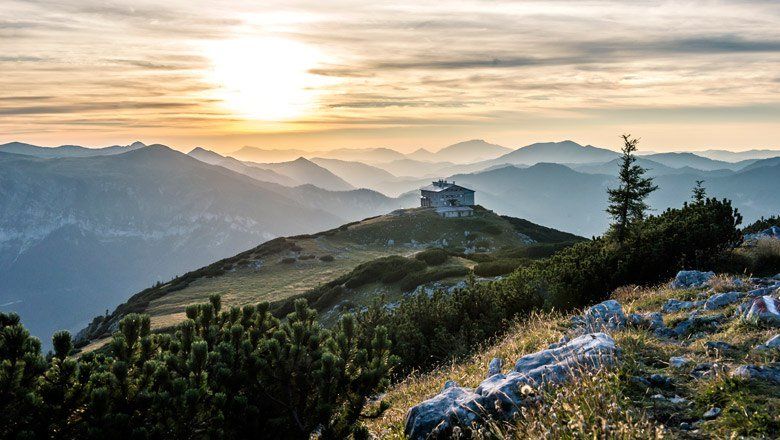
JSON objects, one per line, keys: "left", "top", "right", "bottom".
{"left": 0, "top": 102, "right": 196, "bottom": 115}
{"left": 3, "top": 0, "right": 780, "bottom": 149}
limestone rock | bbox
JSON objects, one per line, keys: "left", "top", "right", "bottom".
{"left": 669, "top": 356, "right": 692, "bottom": 369}
{"left": 703, "top": 291, "right": 744, "bottom": 310}
{"left": 662, "top": 299, "right": 700, "bottom": 313}
{"left": 671, "top": 313, "right": 724, "bottom": 337}
{"left": 705, "top": 341, "right": 735, "bottom": 352}
{"left": 744, "top": 225, "right": 780, "bottom": 242}
{"left": 703, "top": 407, "right": 721, "bottom": 420}
{"left": 741, "top": 295, "right": 780, "bottom": 326}
{"left": 731, "top": 364, "right": 780, "bottom": 384}
{"left": 671, "top": 270, "right": 715, "bottom": 289}
{"left": 487, "top": 357, "right": 502, "bottom": 377}
{"left": 404, "top": 333, "right": 620, "bottom": 440}
{"left": 574, "top": 300, "right": 626, "bottom": 332}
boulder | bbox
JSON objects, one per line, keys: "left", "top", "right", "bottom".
{"left": 671, "top": 313, "right": 724, "bottom": 337}
{"left": 648, "top": 373, "right": 673, "bottom": 388}
{"left": 741, "top": 296, "right": 780, "bottom": 326}
{"left": 574, "top": 300, "right": 626, "bottom": 332}
{"left": 703, "top": 407, "right": 722, "bottom": 420}
{"left": 662, "top": 299, "right": 701, "bottom": 313}
{"left": 487, "top": 357, "right": 502, "bottom": 377}
{"left": 669, "top": 356, "right": 693, "bottom": 369}
{"left": 703, "top": 291, "right": 744, "bottom": 310}
{"left": 404, "top": 333, "right": 620, "bottom": 440}
{"left": 628, "top": 312, "right": 672, "bottom": 337}
{"left": 705, "top": 341, "right": 735, "bottom": 353}
{"left": 731, "top": 364, "right": 780, "bottom": 384}
{"left": 755, "top": 334, "right": 780, "bottom": 351}
{"left": 744, "top": 225, "right": 780, "bottom": 242}
{"left": 671, "top": 270, "right": 715, "bottom": 289}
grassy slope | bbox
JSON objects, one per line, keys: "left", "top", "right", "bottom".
{"left": 79, "top": 207, "right": 581, "bottom": 346}
{"left": 370, "top": 276, "right": 780, "bottom": 439}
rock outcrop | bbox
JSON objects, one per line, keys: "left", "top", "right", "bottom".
{"left": 404, "top": 332, "right": 620, "bottom": 440}
{"left": 743, "top": 225, "right": 780, "bottom": 242}
{"left": 402, "top": 272, "right": 780, "bottom": 439}
{"left": 671, "top": 270, "right": 715, "bottom": 289}
{"left": 404, "top": 299, "right": 628, "bottom": 439}
{"left": 740, "top": 296, "right": 780, "bottom": 326}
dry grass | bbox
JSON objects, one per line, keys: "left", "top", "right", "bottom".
{"left": 366, "top": 311, "right": 568, "bottom": 438}
{"left": 369, "top": 277, "right": 780, "bottom": 439}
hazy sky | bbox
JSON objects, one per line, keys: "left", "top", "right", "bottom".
{"left": 2, "top": 0, "right": 780, "bottom": 153}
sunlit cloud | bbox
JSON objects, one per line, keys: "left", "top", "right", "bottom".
{"left": 1, "top": 0, "right": 779, "bottom": 151}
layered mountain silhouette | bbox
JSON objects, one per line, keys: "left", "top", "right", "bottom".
{"left": 0, "top": 141, "right": 145, "bottom": 158}
{"left": 187, "top": 147, "right": 298, "bottom": 186}
{"left": 0, "top": 145, "right": 408, "bottom": 342}
{"left": 2, "top": 137, "right": 780, "bottom": 345}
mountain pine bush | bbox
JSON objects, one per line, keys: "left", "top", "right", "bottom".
{"left": 0, "top": 298, "right": 396, "bottom": 439}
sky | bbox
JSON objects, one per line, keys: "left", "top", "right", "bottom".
{"left": 2, "top": 0, "right": 780, "bottom": 153}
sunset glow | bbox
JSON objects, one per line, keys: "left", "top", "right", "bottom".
{"left": 1, "top": 0, "right": 779, "bottom": 151}
{"left": 204, "top": 38, "right": 327, "bottom": 121}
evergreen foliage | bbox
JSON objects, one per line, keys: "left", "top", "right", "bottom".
{"left": 0, "top": 299, "right": 396, "bottom": 439}
{"left": 606, "top": 135, "right": 658, "bottom": 242}
{"left": 742, "top": 215, "right": 780, "bottom": 234}
{"left": 379, "top": 197, "right": 744, "bottom": 373}
{"left": 692, "top": 180, "right": 707, "bottom": 203}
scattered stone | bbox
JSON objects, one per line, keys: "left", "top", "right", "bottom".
{"left": 679, "top": 422, "right": 693, "bottom": 431}
{"left": 703, "top": 407, "right": 721, "bottom": 420}
{"left": 669, "top": 395, "right": 687, "bottom": 404}
{"left": 577, "top": 300, "right": 627, "bottom": 331}
{"left": 671, "top": 270, "right": 715, "bottom": 289}
{"left": 487, "top": 357, "right": 502, "bottom": 377}
{"left": 743, "top": 225, "right": 780, "bottom": 242}
{"left": 404, "top": 333, "right": 621, "bottom": 439}
{"left": 754, "top": 334, "right": 780, "bottom": 351}
{"left": 662, "top": 299, "right": 698, "bottom": 313}
{"left": 741, "top": 296, "right": 780, "bottom": 326}
{"left": 630, "top": 376, "right": 651, "bottom": 388}
{"left": 649, "top": 373, "right": 673, "bottom": 388}
{"left": 650, "top": 393, "right": 666, "bottom": 401}
{"left": 442, "top": 380, "right": 458, "bottom": 391}
{"left": 703, "top": 291, "right": 744, "bottom": 310}
{"left": 669, "top": 356, "right": 692, "bottom": 369}
{"left": 705, "top": 341, "right": 735, "bottom": 353}
{"left": 671, "top": 314, "right": 724, "bottom": 337}
{"left": 731, "top": 364, "right": 780, "bottom": 384}
{"left": 690, "top": 362, "right": 725, "bottom": 379}
{"left": 746, "top": 285, "right": 780, "bottom": 298}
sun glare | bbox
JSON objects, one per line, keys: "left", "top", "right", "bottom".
{"left": 204, "top": 37, "right": 326, "bottom": 121}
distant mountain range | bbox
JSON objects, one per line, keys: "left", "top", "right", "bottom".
{"left": 2, "top": 137, "right": 780, "bottom": 344}
{"left": 0, "top": 141, "right": 146, "bottom": 158}
{"left": 231, "top": 146, "right": 407, "bottom": 165}
{"left": 448, "top": 159, "right": 780, "bottom": 236}
{"left": 487, "top": 140, "right": 620, "bottom": 166}
{"left": 0, "top": 145, "right": 410, "bottom": 343}
{"left": 696, "top": 149, "right": 780, "bottom": 162}
{"left": 408, "top": 139, "right": 512, "bottom": 163}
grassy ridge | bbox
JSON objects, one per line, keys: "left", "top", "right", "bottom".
{"left": 77, "top": 208, "right": 583, "bottom": 346}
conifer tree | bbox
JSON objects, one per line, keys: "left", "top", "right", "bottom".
{"left": 606, "top": 134, "right": 657, "bottom": 242}
{"left": 692, "top": 180, "right": 706, "bottom": 203}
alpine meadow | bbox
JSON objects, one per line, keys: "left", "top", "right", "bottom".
{"left": 2, "top": 1, "right": 780, "bottom": 439}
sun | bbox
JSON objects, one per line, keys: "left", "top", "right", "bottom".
{"left": 204, "top": 37, "right": 326, "bottom": 121}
